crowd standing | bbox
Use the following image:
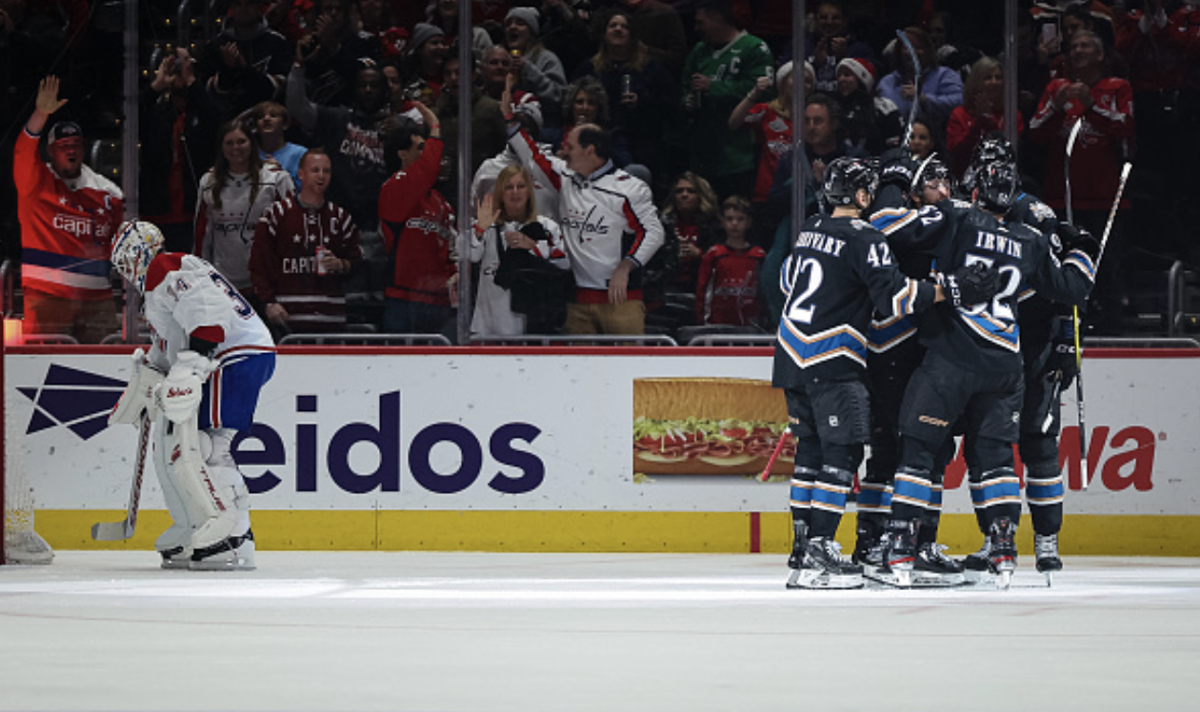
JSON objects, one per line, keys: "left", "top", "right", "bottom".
{"left": 5, "top": 0, "right": 1195, "bottom": 345}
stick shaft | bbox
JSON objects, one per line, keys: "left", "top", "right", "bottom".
{"left": 91, "top": 411, "right": 151, "bottom": 541}
{"left": 758, "top": 431, "right": 790, "bottom": 482}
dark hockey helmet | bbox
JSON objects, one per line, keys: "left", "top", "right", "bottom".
{"left": 973, "top": 161, "right": 1020, "bottom": 211}
{"left": 823, "top": 156, "right": 878, "bottom": 207}
{"left": 912, "top": 156, "right": 955, "bottom": 194}
{"left": 963, "top": 136, "right": 1017, "bottom": 193}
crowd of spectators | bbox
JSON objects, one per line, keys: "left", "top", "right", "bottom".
{"left": 3, "top": 0, "right": 1200, "bottom": 344}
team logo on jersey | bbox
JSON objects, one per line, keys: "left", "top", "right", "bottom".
{"left": 16, "top": 364, "right": 125, "bottom": 440}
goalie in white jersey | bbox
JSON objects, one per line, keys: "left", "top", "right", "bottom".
{"left": 109, "top": 219, "right": 276, "bottom": 570}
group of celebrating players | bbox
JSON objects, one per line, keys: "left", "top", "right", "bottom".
{"left": 773, "top": 135, "right": 1101, "bottom": 590}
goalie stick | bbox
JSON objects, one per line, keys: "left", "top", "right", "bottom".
{"left": 91, "top": 410, "right": 151, "bottom": 541}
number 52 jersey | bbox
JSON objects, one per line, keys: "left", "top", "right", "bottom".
{"left": 772, "top": 215, "right": 938, "bottom": 389}
{"left": 143, "top": 253, "right": 275, "bottom": 371}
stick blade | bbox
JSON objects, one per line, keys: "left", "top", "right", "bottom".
{"left": 91, "top": 520, "right": 134, "bottom": 541}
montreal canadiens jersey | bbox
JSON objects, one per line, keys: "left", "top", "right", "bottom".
{"left": 143, "top": 253, "right": 275, "bottom": 371}
{"left": 877, "top": 197, "right": 1093, "bottom": 373}
{"left": 772, "top": 214, "right": 937, "bottom": 388}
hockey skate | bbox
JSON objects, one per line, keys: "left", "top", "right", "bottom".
{"left": 787, "top": 537, "right": 864, "bottom": 590}
{"left": 988, "top": 518, "right": 1018, "bottom": 590}
{"left": 190, "top": 530, "right": 256, "bottom": 571}
{"left": 155, "top": 522, "right": 194, "bottom": 570}
{"left": 961, "top": 538, "right": 994, "bottom": 584}
{"left": 911, "top": 542, "right": 966, "bottom": 587}
{"left": 864, "top": 520, "right": 915, "bottom": 588}
{"left": 1035, "top": 533, "right": 1063, "bottom": 586}
{"left": 785, "top": 520, "right": 809, "bottom": 587}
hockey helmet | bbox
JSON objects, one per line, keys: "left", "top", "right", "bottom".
{"left": 823, "top": 156, "right": 878, "bottom": 207}
{"left": 973, "top": 162, "right": 1020, "bottom": 211}
{"left": 912, "top": 155, "right": 955, "bottom": 194}
{"left": 963, "top": 136, "right": 1017, "bottom": 193}
{"left": 111, "top": 219, "right": 165, "bottom": 293}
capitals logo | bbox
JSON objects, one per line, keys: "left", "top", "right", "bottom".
{"left": 17, "top": 364, "right": 125, "bottom": 440}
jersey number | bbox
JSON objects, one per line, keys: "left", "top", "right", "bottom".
{"left": 963, "top": 254, "right": 1021, "bottom": 322}
{"left": 209, "top": 271, "right": 255, "bottom": 319}
{"left": 784, "top": 257, "right": 824, "bottom": 324}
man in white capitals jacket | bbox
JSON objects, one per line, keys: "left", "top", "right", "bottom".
{"left": 505, "top": 102, "right": 662, "bottom": 335}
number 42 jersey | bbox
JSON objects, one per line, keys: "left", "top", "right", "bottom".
{"left": 143, "top": 253, "right": 276, "bottom": 371}
{"left": 772, "top": 215, "right": 938, "bottom": 389}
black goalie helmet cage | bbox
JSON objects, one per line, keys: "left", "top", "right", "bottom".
{"left": 974, "top": 161, "right": 1020, "bottom": 211}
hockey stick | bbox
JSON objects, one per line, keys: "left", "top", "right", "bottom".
{"left": 895, "top": 29, "right": 921, "bottom": 149}
{"left": 1062, "top": 119, "right": 1086, "bottom": 481}
{"left": 1076, "top": 161, "right": 1132, "bottom": 491}
{"left": 757, "top": 430, "right": 791, "bottom": 482}
{"left": 91, "top": 410, "right": 152, "bottom": 541}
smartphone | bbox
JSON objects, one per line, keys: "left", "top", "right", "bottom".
{"left": 1041, "top": 23, "right": 1059, "bottom": 50}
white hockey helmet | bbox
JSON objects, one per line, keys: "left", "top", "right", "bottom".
{"left": 111, "top": 219, "right": 165, "bottom": 293}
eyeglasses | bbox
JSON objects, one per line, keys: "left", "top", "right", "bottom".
{"left": 674, "top": 187, "right": 696, "bottom": 195}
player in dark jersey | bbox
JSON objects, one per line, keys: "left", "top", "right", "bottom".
{"left": 773, "top": 157, "right": 997, "bottom": 590}
{"left": 959, "top": 138, "right": 1089, "bottom": 585}
{"left": 868, "top": 151, "right": 1098, "bottom": 589}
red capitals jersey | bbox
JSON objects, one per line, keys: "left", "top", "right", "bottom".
{"left": 378, "top": 137, "right": 457, "bottom": 305}
{"left": 14, "top": 128, "right": 124, "bottom": 300}
{"left": 696, "top": 243, "right": 766, "bottom": 326}
{"left": 741, "top": 103, "right": 793, "bottom": 204}
{"left": 250, "top": 196, "right": 362, "bottom": 331}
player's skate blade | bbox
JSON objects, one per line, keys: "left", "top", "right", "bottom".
{"left": 786, "top": 568, "right": 864, "bottom": 590}
{"left": 189, "top": 530, "right": 256, "bottom": 571}
{"left": 863, "top": 565, "right": 912, "bottom": 589}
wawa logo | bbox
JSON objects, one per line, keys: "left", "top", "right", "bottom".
{"left": 17, "top": 364, "right": 125, "bottom": 440}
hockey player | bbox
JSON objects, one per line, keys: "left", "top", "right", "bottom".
{"left": 774, "top": 156, "right": 998, "bottom": 590}
{"left": 869, "top": 150, "right": 1097, "bottom": 589}
{"left": 109, "top": 220, "right": 275, "bottom": 570}
{"left": 958, "top": 138, "right": 1083, "bottom": 584}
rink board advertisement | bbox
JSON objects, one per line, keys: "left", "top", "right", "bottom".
{"left": 6, "top": 348, "right": 1200, "bottom": 554}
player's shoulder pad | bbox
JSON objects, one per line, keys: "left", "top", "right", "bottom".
{"left": 145, "top": 253, "right": 185, "bottom": 293}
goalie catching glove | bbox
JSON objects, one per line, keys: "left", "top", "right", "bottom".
{"left": 158, "top": 351, "right": 214, "bottom": 424}
{"left": 938, "top": 262, "right": 1001, "bottom": 309}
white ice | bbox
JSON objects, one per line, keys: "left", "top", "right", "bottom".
{"left": 2, "top": 552, "right": 1199, "bottom": 711}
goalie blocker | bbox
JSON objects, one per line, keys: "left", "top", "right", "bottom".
{"left": 110, "top": 219, "right": 276, "bottom": 570}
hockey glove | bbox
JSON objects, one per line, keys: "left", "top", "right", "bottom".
{"left": 110, "top": 348, "right": 165, "bottom": 425}
{"left": 1057, "top": 223, "right": 1101, "bottom": 262}
{"left": 877, "top": 147, "right": 917, "bottom": 192}
{"left": 940, "top": 262, "right": 1000, "bottom": 309}
{"left": 158, "top": 351, "right": 212, "bottom": 424}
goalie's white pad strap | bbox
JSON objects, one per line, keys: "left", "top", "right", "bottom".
{"left": 110, "top": 350, "right": 165, "bottom": 425}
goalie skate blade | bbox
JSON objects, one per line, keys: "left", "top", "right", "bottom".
{"left": 90, "top": 520, "right": 134, "bottom": 541}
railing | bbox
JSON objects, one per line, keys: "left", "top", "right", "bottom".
{"left": 468, "top": 334, "right": 679, "bottom": 346}
{"left": 278, "top": 333, "right": 454, "bottom": 346}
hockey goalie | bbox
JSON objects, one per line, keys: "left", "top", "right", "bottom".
{"left": 109, "top": 220, "right": 275, "bottom": 570}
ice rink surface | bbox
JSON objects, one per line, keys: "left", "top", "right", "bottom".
{"left": 2, "top": 552, "right": 1199, "bottom": 712}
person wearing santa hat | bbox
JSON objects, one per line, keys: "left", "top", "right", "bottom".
{"left": 835, "top": 57, "right": 903, "bottom": 157}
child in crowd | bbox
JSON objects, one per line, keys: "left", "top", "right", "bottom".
{"left": 695, "top": 196, "right": 766, "bottom": 327}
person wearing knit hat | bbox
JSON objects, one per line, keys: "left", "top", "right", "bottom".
{"left": 504, "top": 5, "right": 567, "bottom": 111}
{"left": 407, "top": 22, "right": 446, "bottom": 56}
{"left": 837, "top": 57, "right": 877, "bottom": 94}
{"left": 505, "top": 7, "right": 541, "bottom": 37}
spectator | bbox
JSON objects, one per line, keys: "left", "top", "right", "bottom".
{"left": 195, "top": 119, "right": 295, "bottom": 302}
{"left": 377, "top": 106, "right": 459, "bottom": 338}
{"left": 536, "top": 0, "right": 598, "bottom": 79}
{"left": 433, "top": 53, "right": 509, "bottom": 199}
{"left": 728, "top": 60, "right": 795, "bottom": 244}
{"left": 769, "top": 94, "right": 845, "bottom": 217}
{"left": 946, "top": 56, "right": 1023, "bottom": 180}
{"left": 252, "top": 101, "right": 309, "bottom": 190}
{"left": 197, "top": 0, "right": 292, "bottom": 121}
{"left": 470, "top": 95, "right": 561, "bottom": 223}
{"left": 287, "top": 57, "right": 393, "bottom": 259}
{"left": 505, "top": 82, "right": 665, "bottom": 336}
{"left": 1029, "top": 29, "right": 1134, "bottom": 334}
{"left": 139, "top": 48, "right": 220, "bottom": 254}
{"left": 877, "top": 26, "right": 963, "bottom": 138}
{"left": 469, "top": 164, "right": 570, "bottom": 337}
{"left": 925, "top": 9, "right": 983, "bottom": 79}
{"left": 613, "top": 0, "right": 688, "bottom": 76}
{"left": 479, "top": 44, "right": 515, "bottom": 101}
{"left": 695, "top": 195, "right": 766, "bottom": 327}
{"left": 14, "top": 76, "right": 123, "bottom": 343}
{"left": 400, "top": 22, "right": 448, "bottom": 104}
{"left": 250, "top": 148, "right": 362, "bottom": 338}
{"left": 543, "top": 77, "right": 634, "bottom": 167}
{"left": 573, "top": 7, "right": 676, "bottom": 185}
{"left": 504, "top": 6, "right": 568, "bottom": 122}
{"left": 907, "top": 117, "right": 942, "bottom": 161}
{"left": 297, "top": 0, "right": 381, "bottom": 106}
{"left": 660, "top": 171, "right": 723, "bottom": 302}
{"left": 835, "top": 57, "right": 903, "bottom": 158}
{"left": 426, "top": 0, "right": 493, "bottom": 61}
{"left": 806, "top": 1, "right": 876, "bottom": 95}
{"left": 681, "top": 0, "right": 774, "bottom": 201}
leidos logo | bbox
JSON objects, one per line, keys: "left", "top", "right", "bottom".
{"left": 17, "top": 364, "right": 124, "bottom": 440}
{"left": 233, "top": 392, "right": 545, "bottom": 496}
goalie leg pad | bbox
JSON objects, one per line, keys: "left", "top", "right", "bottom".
{"left": 152, "top": 414, "right": 195, "bottom": 568}
{"left": 188, "top": 428, "right": 256, "bottom": 571}
{"left": 160, "top": 416, "right": 239, "bottom": 555}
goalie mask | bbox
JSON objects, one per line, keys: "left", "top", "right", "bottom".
{"left": 973, "top": 162, "right": 1020, "bottom": 212}
{"left": 111, "top": 219, "right": 165, "bottom": 293}
{"left": 963, "top": 137, "right": 1017, "bottom": 194}
{"left": 823, "top": 157, "right": 878, "bottom": 208}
